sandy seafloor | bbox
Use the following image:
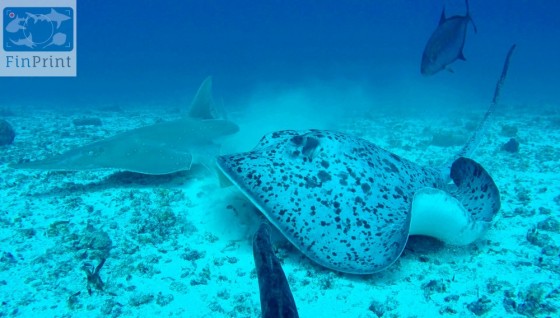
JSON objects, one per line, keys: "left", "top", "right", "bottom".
{"left": 0, "top": 100, "right": 559, "bottom": 318}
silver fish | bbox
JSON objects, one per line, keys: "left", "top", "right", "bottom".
{"left": 421, "top": 0, "right": 477, "bottom": 75}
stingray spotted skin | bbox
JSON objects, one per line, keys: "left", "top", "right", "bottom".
{"left": 220, "top": 130, "right": 462, "bottom": 273}
{"left": 450, "top": 157, "right": 500, "bottom": 223}
{"left": 217, "top": 130, "right": 500, "bottom": 273}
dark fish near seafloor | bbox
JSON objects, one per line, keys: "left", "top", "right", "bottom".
{"left": 253, "top": 223, "right": 299, "bottom": 318}
{"left": 421, "top": 0, "right": 477, "bottom": 75}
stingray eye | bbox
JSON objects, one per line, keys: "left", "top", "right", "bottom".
{"left": 301, "top": 137, "right": 320, "bottom": 159}
{"left": 290, "top": 135, "right": 304, "bottom": 146}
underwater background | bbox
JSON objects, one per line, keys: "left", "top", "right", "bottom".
{"left": 1, "top": 1, "right": 560, "bottom": 317}
{"left": 1, "top": 0, "right": 558, "bottom": 110}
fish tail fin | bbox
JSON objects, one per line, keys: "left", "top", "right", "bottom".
{"left": 438, "top": 6, "right": 446, "bottom": 25}
{"left": 465, "top": 0, "right": 478, "bottom": 33}
{"left": 470, "top": 18, "right": 478, "bottom": 33}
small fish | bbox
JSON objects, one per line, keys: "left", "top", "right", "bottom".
{"left": 43, "top": 8, "right": 71, "bottom": 29}
{"left": 5, "top": 15, "right": 26, "bottom": 33}
{"left": 26, "top": 9, "right": 71, "bottom": 29}
{"left": 10, "top": 35, "right": 35, "bottom": 49}
{"left": 421, "top": 0, "right": 477, "bottom": 76}
{"left": 253, "top": 223, "right": 299, "bottom": 318}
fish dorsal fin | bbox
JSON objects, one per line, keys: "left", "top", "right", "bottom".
{"left": 187, "top": 76, "right": 217, "bottom": 120}
{"left": 439, "top": 7, "right": 447, "bottom": 25}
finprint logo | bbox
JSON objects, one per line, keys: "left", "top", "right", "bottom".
{"left": 4, "top": 7, "right": 73, "bottom": 52}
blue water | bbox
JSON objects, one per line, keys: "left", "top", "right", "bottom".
{"left": 2, "top": 2, "right": 560, "bottom": 317}
{"left": 1, "top": 0, "right": 558, "bottom": 108}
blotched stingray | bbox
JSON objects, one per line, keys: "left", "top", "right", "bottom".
{"left": 10, "top": 77, "right": 239, "bottom": 175}
{"left": 421, "top": 0, "right": 477, "bottom": 76}
{"left": 218, "top": 45, "right": 515, "bottom": 274}
{"left": 253, "top": 223, "right": 299, "bottom": 318}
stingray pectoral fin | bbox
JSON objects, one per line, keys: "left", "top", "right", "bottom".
{"left": 9, "top": 154, "right": 73, "bottom": 171}
{"left": 214, "top": 164, "right": 233, "bottom": 187}
{"left": 8, "top": 144, "right": 106, "bottom": 171}
{"left": 450, "top": 157, "right": 500, "bottom": 223}
{"left": 410, "top": 187, "right": 490, "bottom": 245}
{"left": 9, "top": 144, "right": 193, "bottom": 175}
{"left": 107, "top": 145, "right": 193, "bottom": 175}
{"left": 411, "top": 157, "right": 500, "bottom": 245}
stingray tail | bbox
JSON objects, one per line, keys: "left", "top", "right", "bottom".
{"left": 439, "top": 44, "right": 516, "bottom": 182}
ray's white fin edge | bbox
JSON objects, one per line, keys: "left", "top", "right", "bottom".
{"left": 410, "top": 187, "right": 490, "bottom": 245}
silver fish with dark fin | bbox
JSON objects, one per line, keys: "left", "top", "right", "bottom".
{"left": 253, "top": 223, "right": 299, "bottom": 318}
{"left": 421, "top": 0, "right": 477, "bottom": 76}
